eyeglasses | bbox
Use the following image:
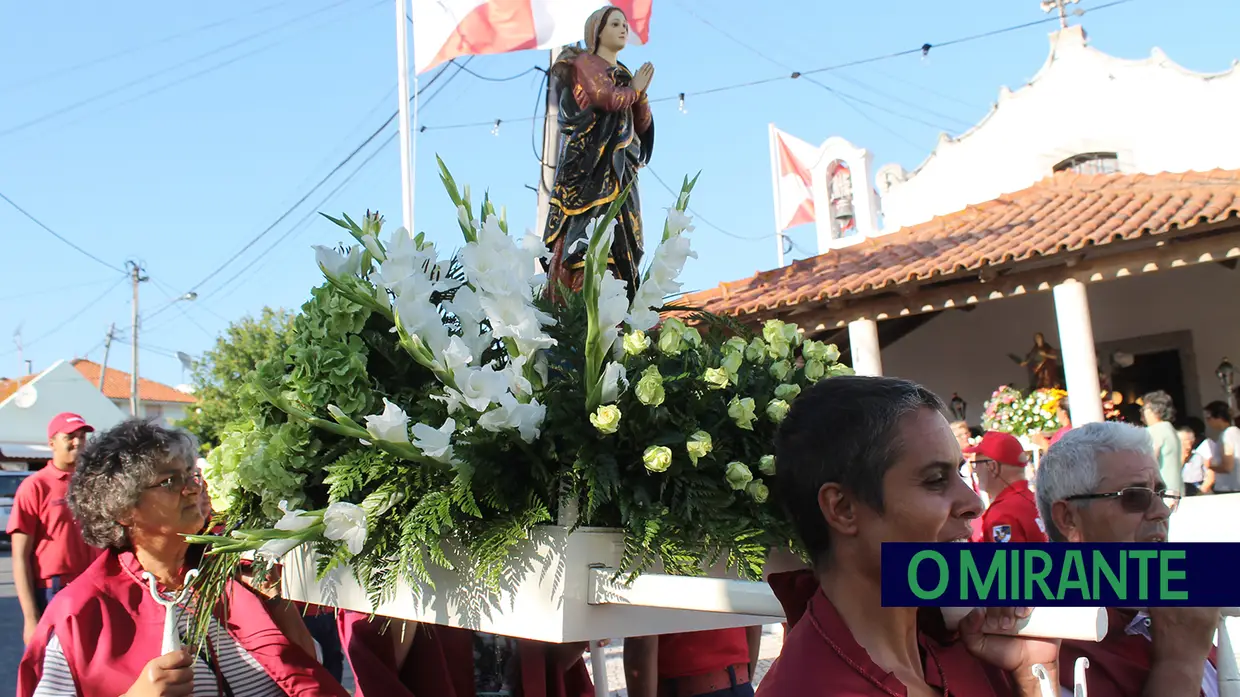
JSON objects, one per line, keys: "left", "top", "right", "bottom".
{"left": 1063, "top": 487, "right": 1180, "bottom": 513}
{"left": 147, "top": 470, "right": 204, "bottom": 493}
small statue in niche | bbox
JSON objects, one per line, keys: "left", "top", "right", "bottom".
{"left": 1008, "top": 332, "right": 1065, "bottom": 391}
{"left": 542, "top": 5, "right": 655, "bottom": 303}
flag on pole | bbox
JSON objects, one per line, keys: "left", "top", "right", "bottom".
{"left": 770, "top": 125, "right": 817, "bottom": 231}
{"left": 413, "top": 0, "right": 653, "bottom": 74}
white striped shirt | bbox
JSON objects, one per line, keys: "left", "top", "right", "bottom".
{"left": 32, "top": 611, "right": 286, "bottom": 697}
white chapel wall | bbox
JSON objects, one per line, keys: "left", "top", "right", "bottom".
{"left": 880, "top": 263, "right": 1240, "bottom": 423}
{"left": 875, "top": 27, "right": 1240, "bottom": 232}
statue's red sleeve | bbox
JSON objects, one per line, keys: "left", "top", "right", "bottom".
{"left": 572, "top": 54, "right": 643, "bottom": 113}
{"left": 632, "top": 94, "right": 652, "bottom": 134}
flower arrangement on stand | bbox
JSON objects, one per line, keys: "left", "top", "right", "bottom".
{"left": 184, "top": 160, "right": 850, "bottom": 645}
{"left": 982, "top": 385, "right": 1066, "bottom": 437}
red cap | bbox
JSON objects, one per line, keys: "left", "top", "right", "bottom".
{"left": 47, "top": 413, "right": 94, "bottom": 440}
{"left": 963, "top": 431, "right": 1029, "bottom": 467}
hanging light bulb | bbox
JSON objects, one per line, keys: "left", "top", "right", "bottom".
{"left": 491, "top": 119, "right": 502, "bottom": 136}
{"left": 678, "top": 92, "right": 687, "bottom": 114}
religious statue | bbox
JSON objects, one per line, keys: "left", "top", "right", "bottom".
{"left": 542, "top": 5, "right": 655, "bottom": 303}
{"left": 1008, "top": 332, "right": 1065, "bottom": 391}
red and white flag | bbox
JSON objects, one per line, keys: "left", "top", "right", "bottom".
{"left": 413, "top": 0, "right": 653, "bottom": 75}
{"left": 769, "top": 124, "right": 817, "bottom": 231}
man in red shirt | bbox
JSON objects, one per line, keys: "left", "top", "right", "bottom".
{"left": 8, "top": 413, "right": 103, "bottom": 644}
{"left": 757, "top": 376, "right": 1059, "bottom": 697}
{"left": 1036, "top": 422, "right": 1220, "bottom": 696}
{"left": 623, "top": 627, "right": 761, "bottom": 697}
{"left": 966, "top": 431, "right": 1048, "bottom": 543}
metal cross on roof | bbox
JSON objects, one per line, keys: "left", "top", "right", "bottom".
{"left": 1040, "top": 0, "right": 1081, "bottom": 29}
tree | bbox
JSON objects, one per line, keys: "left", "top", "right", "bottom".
{"left": 179, "top": 307, "right": 294, "bottom": 451}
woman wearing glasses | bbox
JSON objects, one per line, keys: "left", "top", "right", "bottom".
{"left": 17, "top": 419, "right": 346, "bottom": 697}
{"left": 1035, "top": 421, "right": 1220, "bottom": 697}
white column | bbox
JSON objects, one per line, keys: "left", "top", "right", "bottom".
{"left": 1053, "top": 279, "right": 1104, "bottom": 425}
{"left": 848, "top": 318, "right": 883, "bottom": 376}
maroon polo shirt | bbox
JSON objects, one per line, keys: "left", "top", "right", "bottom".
{"left": 759, "top": 572, "right": 1013, "bottom": 696}
{"left": 657, "top": 628, "right": 750, "bottom": 680}
{"left": 1059, "top": 609, "right": 1218, "bottom": 697}
{"left": 981, "top": 480, "right": 1048, "bottom": 544}
{"left": 6, "top": 462, "right": 100, "bottom": 584}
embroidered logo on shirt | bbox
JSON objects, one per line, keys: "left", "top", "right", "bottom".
{"left": 992, "top": 525, "right": 1012, "bottom": 543}
{"left": 1035, "top": 517, "right": 1046, "bottom": 533}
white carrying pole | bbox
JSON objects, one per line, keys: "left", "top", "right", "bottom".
{"left": 768, "top": 123, "right": 786, "bottom": 268}
{"left": 590, "top": 641, "right": 608, "bottom": 697}
{"left": 1217, "top": 614, "right": 1240, "bottom": 697}
{"left": 394, "top": 0, "right": 415, "bottom": 233}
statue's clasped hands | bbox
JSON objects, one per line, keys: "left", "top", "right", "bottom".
{"left": 632, "top": 62, "right": 655, "bottom": 93}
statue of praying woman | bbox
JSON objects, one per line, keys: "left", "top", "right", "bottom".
{"left": 542, "top": 5, "right": 655, "bottom": 303}
{"left": 1008, "top": 332, "right": 1065, "bottom": 391}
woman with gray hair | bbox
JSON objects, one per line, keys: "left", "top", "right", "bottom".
{"left": 17, "top": 419, "right": 346, "bottom": 697}
{"left": 1141, "top": 390, "right": 1184, "bottom": 499}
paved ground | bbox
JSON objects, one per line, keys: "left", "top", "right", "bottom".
{"left": 0, "top": 550, "right": 780, "bottom": 695}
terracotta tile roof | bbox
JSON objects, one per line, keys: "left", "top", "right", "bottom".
{"left": 70, "top": 360, "right": 196, "bottom": 404}
{"left": 681, "top": 170, "right": 1240, "bottom": 318}
{"left": 0, "top": 375, "right": 37, "bottom": 404}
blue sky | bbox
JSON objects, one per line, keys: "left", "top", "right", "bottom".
{"left": 3, "top": 0, "right": 1237, "bottom": 388}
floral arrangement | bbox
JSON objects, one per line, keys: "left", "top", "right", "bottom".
{"left": 186, "top": 160, "right": 848, "bottom": 641}
{"left": 981, "top": 386, "right": 1066, "bottom": 437}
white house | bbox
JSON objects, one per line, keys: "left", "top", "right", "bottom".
{"left": 0, "top": 360, "right": 126, "bottom": 464}
{"left": 687, "top": 25, "right": 1240, "bottom": 428}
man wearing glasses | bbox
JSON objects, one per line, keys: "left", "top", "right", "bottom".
{"left": 965, "top": 431, "right": 1048, "bottom": 543}
{"left": 1034, "top": 422, "right": 1220, "bottom": 696}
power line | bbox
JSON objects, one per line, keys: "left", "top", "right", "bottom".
{"left": 645, "top": 166, "right": 768, "bottom": 242}
{"left": 0, "top": 0, "right": 370, "bottom": 139}
{"left": 0, "top": 277, "right": 121, "bottom": 302}
{"left": 0, "top": 276, "right": 129, "bottom": 357}
{"left": 58, "top": 0, "right": 386, "bottom": 133}
{"left": 158, "top": 60, "right": 455, "bottom": 307}
{"left": 187, "top": 59, "right": 470, "bottom": 308}
{"left": 0, "top": 191, "right": 126, "bottom": 273}
{"left": 4, "top": 0, "right": 304, "bottom": 92}
{"left": 419, "top": 0, "right": 1141, "bottom": 133}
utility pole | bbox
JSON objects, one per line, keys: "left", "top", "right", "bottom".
{"left": 12, "top": 327, "right": 23, "bottom": 375}
{"left": 535, "top": 50, "right": 563, "bottom": 237}
{"left": 127, "top": 261, "right": 148, "bottom": 416}
{"left": 98, "top": 323, "right": 116, "bottom": 390}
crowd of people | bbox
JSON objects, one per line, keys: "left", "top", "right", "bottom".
{"left": 7, "top": 373, "right": 1232, "bottom": 696}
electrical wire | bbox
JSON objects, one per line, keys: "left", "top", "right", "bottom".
{"left": 0, "top": 277, "right": 122, "bottom": 302}
{"left": 0, "top": 0, "right": 370, "bottom": 139}
{"left": 644, "top": 166, "right": 768, "bottom": 242}
{"left": 4, "top": 0, "right": 304, "bottom": 92}
{"left": 419, "top": 0, "right": 1141, "bottom": 132}
{"left": 191, "top": 59, "right": 472, "bottom": 307}
{"left": 0, "top": 191, "right": 126, "bottom": 273}
{"left": 148, "top": 60, "right": 455, "bottom": 313}
{"left": 0, "top": 276, "right": 129, "bottom": 357}
{"left": 58, "top": 0, "right": 386, "bottom": 133}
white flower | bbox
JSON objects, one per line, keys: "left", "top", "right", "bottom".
{"left": 452, "top": 365, "right": 512, "bottom": 412}
{"left": 322, "top": 502, "right": 368, "bottom": 555}
{"left": 477, "top": 393, "right": 546, "bottom": 443}
{"left": 597, "top": 274, "right": 630, "bottom": 349}
{"left": 364, "top": 398, "right": 410, "bottom": 444}
{"left": 665, "top": 209, "right": 695, "bottom": 237}
{"left": 502, "top": 354, "right": 534, "bottom": 398}
{"left": 393, "top": 293, "right": 452, "bottom": 359}
{"left": 412, "top": 417, "right": 456, "bottom": 464}
{"left": 600, "top": 361, "right": 628, "bottom": 404}
{"left": 446, "top": 286, "right": 487, "bottom": 335}
{"left": 274, "top": 500, "right": 317, "bottom": 532}
{"left": 313, "top": 245, "right": 362, "bottom": 279}
{"left": 360, "top": 234, "right": 385, "bottom": 262}
{"left": 257, "top": 537, "right": 303, "bottom": 561}
{"left": 457, "top": 204, "right": 473, "bottom": 231}
{"left": 442, "top": 336, "right": 475, "bottom": 379}
{"left": 479, "top": 293, "right": 557, "bottom": 353}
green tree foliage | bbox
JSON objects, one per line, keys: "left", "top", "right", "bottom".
{"left": 178, "top": 307, "right": 294, "bottom": 451}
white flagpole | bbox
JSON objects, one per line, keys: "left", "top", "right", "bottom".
{"left": 768, "top": 123, "right": 786, "bottom": 267}
{"left": 395, "top": 0, "right": 415, "bottom": 233}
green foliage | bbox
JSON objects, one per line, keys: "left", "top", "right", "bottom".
{"left": 178, "top": 307, "right": 293, "bottom": 450}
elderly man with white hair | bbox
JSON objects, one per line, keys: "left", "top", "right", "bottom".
{"left": 1035, "top": 421, "right": 1221, "bottom": 697}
